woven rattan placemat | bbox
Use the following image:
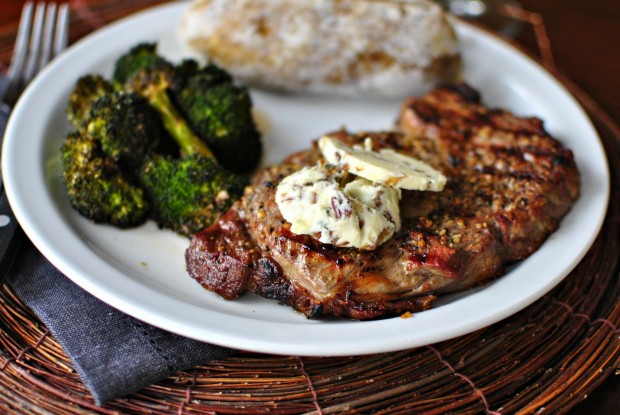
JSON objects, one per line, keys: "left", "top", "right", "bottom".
{"left": 0, "top": 2, "right": 618, "bottom": 413}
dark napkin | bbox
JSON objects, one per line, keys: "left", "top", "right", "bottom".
{"left": 7, "top": 240, "right": 236, "bottom": 405}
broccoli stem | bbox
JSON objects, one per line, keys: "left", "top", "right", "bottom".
{"left": 126, "top": 69, "right": 216, "bottom": 160}
{"left": 146, "top": 89, "right": 215, "bottom": 159}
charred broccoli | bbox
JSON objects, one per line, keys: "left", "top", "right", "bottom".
{"left": 124, "top": 66, "right": 216, "bottom": 159}
{"left": 112, "top": 43, "right": 172, "bottom": 87}
{"left": 61, "top": 42, "right": 260, "bottom": 236}
{"left": 140, "top": 154, "right": 246, "bottom": 236}
{"left": 113, "top": 42, "right": 262, "bottom": 173}
{"left": 61, "top": 85, "right": 166, "bottom": 227}
{"left": 172, "top": 66, "right": 262, "bottom": 173}
{"left": 87, "top": 91, "right": 169, "bottom": 170}
{"left": 124, "top": 67, "right": 249, "bottom": 236}
{"left": 61, "top": 130, "right": 150, "bottom": 227}
{"left": 66, "top": 74, "right": 114, "bottom": 129}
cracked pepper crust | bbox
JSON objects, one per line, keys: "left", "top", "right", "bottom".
{"left": 186, "top": 84, "right": 580, "bottom": 320}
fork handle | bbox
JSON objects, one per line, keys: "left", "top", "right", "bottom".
{"left": 0, "top": 190, "right": 24, "bottom": 284}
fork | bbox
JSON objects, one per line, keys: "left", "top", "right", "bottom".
{"left": 2, "top": 2, "right": 70, "bottom": 106}
{"left": 0, "top": 2, "right": 70, "bottom": 281}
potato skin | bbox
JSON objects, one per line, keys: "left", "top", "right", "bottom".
{"left": 179, "top": 0, "right": 462, "bottom": 97}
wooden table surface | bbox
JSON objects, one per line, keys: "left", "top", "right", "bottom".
{"left": 0, "top": 0, "right": 618, "bottom": 413}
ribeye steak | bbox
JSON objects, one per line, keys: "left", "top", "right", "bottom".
{"left": 185, "top": 84, "right": 580, "bottom": 320}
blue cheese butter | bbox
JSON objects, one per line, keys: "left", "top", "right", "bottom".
{"left": 275, "top": 135, "right": 446, "bottom": 250}
{"left": 275, "top": 165, "right": 401, "bottom": 250}
{"left": 319, "top": 135, "right": 446, "bottom": 191}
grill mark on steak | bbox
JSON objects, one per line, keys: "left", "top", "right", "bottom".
{"left": 185, "top": 84, "right": 580, "bottom": 320}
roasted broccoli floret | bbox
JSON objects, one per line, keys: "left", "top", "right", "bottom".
{"left": 172, "top": 66, "right": 262, "bottom": 173}
{"left": 125, "top": 66, "right": 250, "bottom": 235}
{"left": 174, "top": 60, "right": 232, "bottom": 85}
{"left": 112, "top": 43, "right": 173, "bottom": 87}
{"left": 115, "top": 50, "right": 250, "bottom": 235}
{"left": 61, "top": 42, "right": 260, "bottom": 236}
{"left": 66, "top": 74, "right": 114, "bottom": 129}
{"left": 86, "top": 91, "right": 169, "bottom": 170}
{"left": 124, "top": 66, "right": 216, "bottom": 159}
{"left": 61, "top": 88, "right": 167, "bottom": 228}
{"left": 61, "top": 130, "right": 149, "bottom": 227}
{"left": 113, "top": 44, "right": 262, "bottom": 173}
{"left": 140, "top": 153, "right": 247, "bottom": 236}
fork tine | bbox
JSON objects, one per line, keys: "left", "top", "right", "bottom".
{"left": 22, "top": 2, "right": 47, "bottom": 86}
{"left": 39, "top": 3, "right": 57, "bottom": 73}
{"left": 6, "top": 2, "right": 34, "bottom": 85}
{"left": 54, "top": 4, "right": 70, "bottom": 58}
{"left": 4, "top": 2, "right": 70, "bottom": 106}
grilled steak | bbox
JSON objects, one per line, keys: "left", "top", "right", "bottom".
{"left": 186, "top": 84, "right": 580, "bottom": 319}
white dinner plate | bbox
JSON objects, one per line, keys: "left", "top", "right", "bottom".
{"left": 2, "top": 2, "right": 609, "bottom": 356}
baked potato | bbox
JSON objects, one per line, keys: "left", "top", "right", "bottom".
{"left": 179, "top": 0, "right": 462, "bottom": 97}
